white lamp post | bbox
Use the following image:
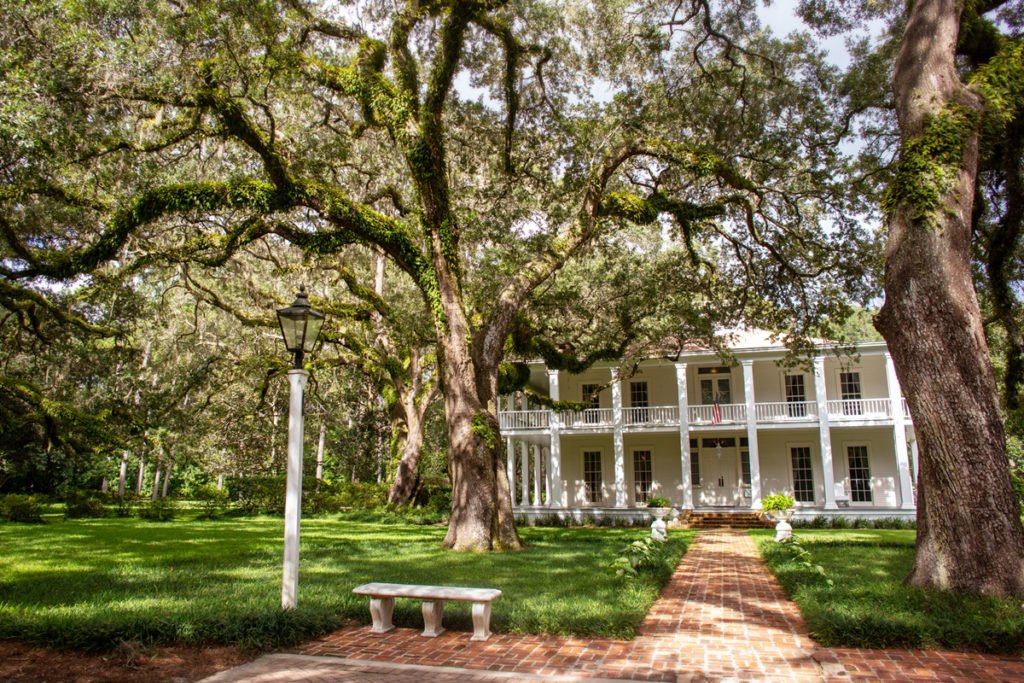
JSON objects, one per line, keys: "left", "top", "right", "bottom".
{"left": 276, "top": 285, "right": 325, "bottom": 610}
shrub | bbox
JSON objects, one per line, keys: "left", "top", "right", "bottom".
{"left": 420, "top": 486, "right": 451, "bottom": 514}
{"left": 0, "top": 494, "right": 44, "bottom": 523}
{"left": 337, "top": 481, "right": 388, "bottom": 510}
{"left": 791, "top": 515, "right": 916, "bottom": 530}
{"left": 772, "top": 535, "right": 833, "bottom": 587}
{"left": 229, "top": 476, "right": 286, "bottom": 514}
{"left": 532, "top": 513, "right": 568, "bottom": 527}
{"left": 112, "top": 493, "right": 137, "bottom": 518}
{"left": 303, "top": 490, "right": 345, "bottom": 515}
{"left": 64, "top": 490, "right": 108, "bottom": 519}
{"left": 195, "top": 484, "right": 230, "bottom": 519}
{"left": 874, "top": 516, "right": 916, "bottom": 529}
{"left": 645, "top": 496, "right": 673, "bottom": 508}
{"left": 138, "top": 497, "right": 176, "bottom": 521}
{"left": 610, "top": 536, "right": 671, "bottom": 580}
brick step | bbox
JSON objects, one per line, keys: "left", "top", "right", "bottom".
{"left": 682, "top": 512, "right": 774, "bottom": 529}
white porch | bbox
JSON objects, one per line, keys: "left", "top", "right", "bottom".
{"left": 501, "top": 346, "right": 918, "bottom": 517}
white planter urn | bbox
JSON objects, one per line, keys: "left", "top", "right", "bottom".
{"left": 649, "top": 507, "right": 670, "bottom": 542}
{"left": 767, "top": 508, "right": 795, "bottom": 542}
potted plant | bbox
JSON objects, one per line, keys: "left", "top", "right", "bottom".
{"left": 645, "top": 496, "right": 673, "bottom": 541}
{"left": 645, "top": 496, "right": 673, "bottom": 520}
{"left": 760, "top": 493, "right": 796, "bottom": 542}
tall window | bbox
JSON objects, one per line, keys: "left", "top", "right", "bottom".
{"left": 582, "top": 383, "right": 601, "bottom": 424}
{"left": 785, "top": 374, "right": 807, "bottom": 417}
{"left": 840, "top": 371, "right": 863, "bottom": 415}
{"left": 847, "top": 445, "right": 872, "bottom": 502}
{"left": 630, "top": 381, "right": 649, "bottom": 423}
{"left": 700, "top": 377, "right": 732, "bottom": 404}
{"left": 583, "top": 451, "right": 603, "bottom": 503}
{"left": 689, "top": 438, "right": 700, "bottom": 486}
{"left": 791, "top": 446, "right": 814, "bottom": 503}
{"left": 633, "top": 450, "right": 652, "bottom": 503}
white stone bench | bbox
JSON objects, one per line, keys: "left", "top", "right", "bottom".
{"left": 352, "top": 582, "right": 502, "bottom": 641}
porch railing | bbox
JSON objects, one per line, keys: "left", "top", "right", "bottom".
{"left": 498, "top": 396, "right": 911, "bottom": 431}
{"left": 623, "top": 405, "right": 679, "bottom": 426}
{"left": 499, "top": 410, "right": 549, "bottom": 430}
{"left": 688, "top": 403, "right": 746, "bottom": 424}
{"left": 563, "top": 408, "right": 614, "bottom": 429}
{"left": 754, "top": 401, "right": 818, "bottom": 421}
{"left": 826, "top": 398, "right": 891, "bottom": 420}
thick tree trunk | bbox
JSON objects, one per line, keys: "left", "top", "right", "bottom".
{"left": 388, "top": 405, "right": 424, "bottom": 505}
{"left": 878, "top": 0, "right": 1024, "bottom": 597}
{"left": 438, "top": 333, "right": 521, "bottom": 551}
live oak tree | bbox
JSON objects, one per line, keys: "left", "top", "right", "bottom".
{"left": 876, "top": 0, "right": 1024, "bottom": 595}
{"left": 1, "top": 1, "right": 872, "bottom": 549}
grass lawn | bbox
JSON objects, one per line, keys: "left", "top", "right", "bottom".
{"left": 0, "top": 515, "right": 692, "bottom": 652}
{"left": 753, "top": 529, "right": 1024, "bottom": 654}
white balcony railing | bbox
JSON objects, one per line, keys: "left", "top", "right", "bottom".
{"left": 754, "top": 401, "right": 818, "bottom": 421}
{"left": 623, "top": 405, "right": 679, "bottom": 426}
{"left": 826, "top": 398, "right": 892, "bottom": 420}
{"left": 563, "top": 408, "right": 614, "bottom": 429}
{"left": 903, "top": 398, "right": 911, "bottom": 419}
{"left": 499, "top": 410, "right": 549, "bottom": 431}
{"left": 688, "top": 403, "right": 746, "bottom": 424}
{"left": 498, "top": 397, "right": 911, "bottom": 432}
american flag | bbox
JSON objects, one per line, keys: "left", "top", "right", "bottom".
{"left": 712, "top": 396, "right": 722, "bottom": 424}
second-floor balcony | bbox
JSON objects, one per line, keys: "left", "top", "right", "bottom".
{"left": 498, "top": 397, "right": 910, "bottom": 433}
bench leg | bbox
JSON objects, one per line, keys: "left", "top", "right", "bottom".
{"left": 470, "top": 602, "right": 492, "bottom": 641}
{"left": 421, "top": 599, "right": 446, "bottom": 637}
{"left": 369, "top": 597, "right": 395, "bottom": 633}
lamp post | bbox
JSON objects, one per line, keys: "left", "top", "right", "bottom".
{"left": 276, "top": 285, "right": 325, "bottom": 609}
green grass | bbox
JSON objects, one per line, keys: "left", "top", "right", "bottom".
{"left": 0, "top": 515, "right": 692, "bottom": 651}
{"left": 753, "top": 529, "right": 1024, "bottom": 654}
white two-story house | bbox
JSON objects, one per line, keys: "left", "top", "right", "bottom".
{"left": 499, "top": 331, "right": 917, "bottom": 521}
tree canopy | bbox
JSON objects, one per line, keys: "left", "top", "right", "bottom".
{"left": 3, "top": 0, "right": 880, "bottom": 548}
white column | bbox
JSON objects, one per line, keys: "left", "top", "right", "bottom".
{"left": 741, "top": 360, "right": 762, "bottom": 508}
{"left": 813, "top": 356, "right": 837, "bottom": 510}
{"left": 547, "top": 370, "right": 564, "bottom": 507}
{"left": 611, "top": 368, "right": 626, "bottom": 507}
{"left": 506, "top": 435, "right": 517, "bottom": 506}
{"left": 520, "top": 441, "right": 530, "bottom": 505}
{"left": 533, "top": 445, "right": 542, "bottom": 505}
{"left": 282, "top": 368, "right": 308, "bottom": 610}
{"left": 675, "top": 363, "right": 693, "bottom": 509}
{"left": 885, "top": 353, "right": 916, "bottom": 509}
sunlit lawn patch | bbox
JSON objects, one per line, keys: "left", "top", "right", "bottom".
{"left": 753, "top": 529, "right": 1024, "bottom": 654}
{"left": 0, "top": 516, "right": 692, "bottom": 651}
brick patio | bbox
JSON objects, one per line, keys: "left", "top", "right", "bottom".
{"left": 211, "top": 530, "right": 1024, "bottom": 682}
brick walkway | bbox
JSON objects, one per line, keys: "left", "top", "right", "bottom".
{"left": 204, "top": 530, "right": 1024, "bottom": 682}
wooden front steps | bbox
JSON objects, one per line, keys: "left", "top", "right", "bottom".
{"left": 674, "top": 511, "right": 774, "bottom": 529}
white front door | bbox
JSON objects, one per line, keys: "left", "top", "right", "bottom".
{"left": 698, "top": 447, "right": 741, "bottom": 506}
